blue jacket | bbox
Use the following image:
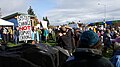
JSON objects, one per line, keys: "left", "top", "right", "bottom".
{"left": 43, "top": 29, "right": 48, "bottom": 37}
{"left": 110, "top": 50, "right": 120, "bottom": 67}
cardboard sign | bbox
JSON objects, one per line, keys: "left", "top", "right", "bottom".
{"left": 17, "top": 15, "right": 32, "bottom": 41}
{"left": 41, "top": 21, "right": 48, "bottom": 29}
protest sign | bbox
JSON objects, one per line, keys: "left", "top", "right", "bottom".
{"left": 41, "top": 21, "right": 48, "bottom": 29}
{"left": 68, "top": 24, "right": 79, "bottom": 28}
{"left": 17, "top": 15, "right": 32, "bottom": 41}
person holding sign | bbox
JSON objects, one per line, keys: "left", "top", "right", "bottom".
{"left": 17, "top": 15, "right": 32, "bottom": 43}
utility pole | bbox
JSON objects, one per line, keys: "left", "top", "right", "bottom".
{"left": 98, "top": 0, "right": 107, "bottom": 27}
{"left": 103, "top": 3, "right": 106, "bottom": 24}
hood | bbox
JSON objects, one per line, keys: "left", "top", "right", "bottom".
{"left": 73, "top": 48, "right": 102, "bottom": 59}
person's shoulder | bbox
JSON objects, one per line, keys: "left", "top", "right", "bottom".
{"left": 61, "top": 56, "right": 114, "bottom": 67}
{"left": 98, "top": 57, "right": 114, "bottom": 67}
{"left": 99, "top": 57, "right": 110, "bottom": 62}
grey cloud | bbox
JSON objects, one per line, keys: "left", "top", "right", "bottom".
{"left": 0, "top": 0, "right": 29, "bottom": 17}
{"left": 46, "top": 0, "right": 120, "bottom": 25}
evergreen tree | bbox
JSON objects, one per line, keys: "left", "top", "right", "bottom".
{"left": 27, "top": 6, "right": 35, "bottom": 16}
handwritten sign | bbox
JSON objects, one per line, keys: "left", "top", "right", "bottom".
{"left": 41, "top": 21, "right": 48, "bottom": 29}
{"left": 17, "top": 15, "right": 32, "bottom": 41}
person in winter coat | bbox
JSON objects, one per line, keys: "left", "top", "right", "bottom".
{"left": 61, "top": 30, "right": 114, "bottom": 67}
{"left": 110, "top": 36, "right": 120, "bottom": 67}
{"left": 57, "top": 26, "right": 74, "bottom": 56}
{"left": 74, "top": 28, "right": 82, "bottom": 48}
{"left": 14, "top": 26, "right": 19, "bottom": 44}
{"left": 103, "top": 29, "right": 112, "bottom": 53}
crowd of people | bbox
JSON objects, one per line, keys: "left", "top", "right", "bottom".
{"left": 0, "top": 26, "right": 54, "bottom": 45}
{"left": 0, "top": 24, "right": 120, "bottom": 67}
{"left": 54, "top": 24, "right": 120, "bottom": 67}
{"left": 0, "top": 26, "right": 13, "bottom": 43}
{"left": 55, "top": 25, "right": 120, "bottom": 52}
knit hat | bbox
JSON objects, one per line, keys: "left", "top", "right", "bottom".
{"left": 80, "top": 30, "right": 99, "bottom": 48}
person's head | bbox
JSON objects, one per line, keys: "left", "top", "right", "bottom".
{"left": 0, "top": 26, "right": 2, "bottom": 29}
{"left": 34, "top": 27, "right": 37, "bottom": 31}
{"left": 106, "top": 29, "right": 111, "bottom": 33}
{"left": 65, "top": 25, "right": 72, "bottom": 29}
{"left": 111, "top": 28, "right": 115, "bottom": 31}
{"left": 32, "top": 26, "right": 34, "bottom": 31}
{"left": 114, "top": 30, "right": 118, "bottom": 34}
{"left": 79, "top": 30, "right": 101, "bottom": 49}
{"left": 16, "top": 26, "right": 19, "bottom": 30}
{"left": 60, "top": 26, "right": 67, "bottom": 33}
{"left": 75, "top": 28, "right": 80, "bottom": 32}
{"left": 111, "top": 36, "right": 120, "bottom": 50}
{"left": 97, "top": 31, "right": 100, "bottom": 33}
{"left": 8, "top": 27, "right": 11, "bottom": 29}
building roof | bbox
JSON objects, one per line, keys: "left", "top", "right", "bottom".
{"left": 2, "top": 12, "right": 36, "bottom": 20}
{"left": 0, "top": 19, "right": 14, "bottom": 26}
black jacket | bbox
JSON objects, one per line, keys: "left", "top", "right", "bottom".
{"left": 0, "top": 44, "right": 57, "bottom": 67}
{"left": 57, "top": 29, "right": 73, "bottom": 50}
{"left": 61, "top": 48, "right": 114, "bottom": 67}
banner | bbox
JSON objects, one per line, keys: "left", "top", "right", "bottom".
{"left": 41, "top": 21, "right": 48, "bottom": 29}
{"left": 17, "top": 15, "right": 32, "bottom": 41}
{"left": 68, "top": 24, "right": 79, "bottom": 28}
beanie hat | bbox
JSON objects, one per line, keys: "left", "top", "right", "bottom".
{"left": 80, "top": 30, "right": 99, "bottom": 48}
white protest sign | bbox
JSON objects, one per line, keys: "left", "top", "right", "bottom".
{"left": 41, "top": 21, "right": 48, "bottom": 29}
{"left": 17, "top": 15, "right": 32, "bottom": 41}
{"left": 68, "top": 24, "right": 79, "bottom": 28}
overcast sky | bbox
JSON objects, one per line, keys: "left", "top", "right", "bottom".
{"left": 0, "top": 0, "right": 120, "bottom": 25}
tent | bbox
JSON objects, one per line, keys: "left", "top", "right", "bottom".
{"left": 0, "top": 19, "right": 14, "bottom": 26}
{"left": 88, "top": 23, "right": 95, "bottom": 26}
{"left": 0, "top": 19, "right": 14, "bottom": 39}
{"left": 106, "top": 21, "right": 112, "bottom": 25}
